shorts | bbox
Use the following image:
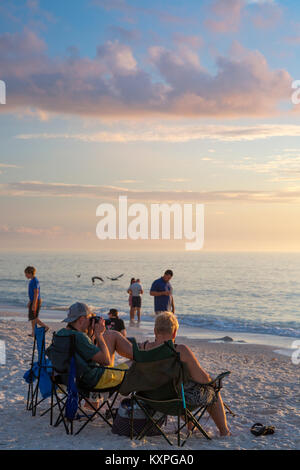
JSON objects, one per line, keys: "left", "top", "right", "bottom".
{"left": 94, "top": 363, "right": 129, "bottom": 389}
{"left": 28, "top": 300, "right": 41, "bottom": 321}
{"left": 132, "top": 296, "right": 141, "bottom": 308}
{"left": 183, "top": 381, "right": 217, "bottom": 408}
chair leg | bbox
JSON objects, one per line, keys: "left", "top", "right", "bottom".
{"left": 74, "top": 397, "right": 110, "bottom": 435}
{"left": 54, "top": 388, "right": 69, "bottom": 435}
{"left": 32, "top": 383, "right": 39, "bottom": 417}
{"left": 224, "top": 402, "right": 236, "bottom": 417}
{"left": 137, "top": 411, "right": 164, "bottom": 441}
{"left": 130, "top": 394, "right": 134, "bottom": 440}
{"left": 181, "top": 409, "right": 211, "bottom": 446}
{"left": 109, "top": 390, "right": 119, "bottom": 410}
{"left": 26, "top": 381, "right": 33, "bottom": 411}
{"left": 50, "top": 385, "right": 54, "bottom": 425}
{"left": 27, "top": 337, "right": 36, "bottom": 411}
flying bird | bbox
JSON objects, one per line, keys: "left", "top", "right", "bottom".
{"left": 106, "top": 274, "right": 124, "bottom": 281}
{"left": 92, "top": 276, "right": 104, "bottom": 284}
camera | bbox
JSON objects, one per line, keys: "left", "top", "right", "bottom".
{"left": 90, "top": 315, "right": 102, "bottom": 324}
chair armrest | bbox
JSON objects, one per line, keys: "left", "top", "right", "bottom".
{"left": 205, "top": 371, "right": 231, "bottom": 390}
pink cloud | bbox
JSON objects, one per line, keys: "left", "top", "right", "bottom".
{"left": 173, "top": 33, "right": 203, "bottom": 49}
{"left": 205, "top": 0, "right": 244, "bottom": 33}
{"left": 92, "top": 0, "right": 194, "bottom": 25}
{"left": 0, "top": 224, "right": 62, "bottom": 237}
{"left": 0, "top": 30, "right": 291, "bottom": 119}
{"left": 250, "top": 2, "right": 282, "bottom": 30}
{"left": 1, "top": 180, "right": 300, "bottom": 204}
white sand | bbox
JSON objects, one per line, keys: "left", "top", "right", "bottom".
{"left": 0, "top": 318, "right": 299, "bottom": 450}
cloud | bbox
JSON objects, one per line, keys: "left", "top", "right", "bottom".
{"left": 249, "top": 1, "right": 281, "bottom": 29}
{"left": 205, "top": 0, "right": 244, "bottom": 33}
{"left": 0, "top": 163, "right": 20, "bottom": 168}
{"left": 0, "top": 224, "right": 62, "bottom": 237}
{"left": 1, "top": 180, "right": 300, "bottom": 204}
{"left": 25, "top": 0, "right": 57, "bottom": 25}
{"left": 284, "top": 36, "right": 300, "bottom": 45}
{"left": 231, "top": 153, "right": 300, "bottom": 182}
{"left": 92, "top": 0, "right": 193, "bottom": 25}
{"left": 0, "top": 163, "right": 21, "bottom": 175}
{"left": 0, "top": 30, "right": 291, "bottom": 119}
{"left": 15, "top": 124, "right": 300, "bottom": 143}
{"left": 108, "top": 26, "right": 140, "bottom": 42}
{"left": 0, "top": 0, "right": 57, "bottom": 27}
{"left": 172, "top": 33, "right": 203, "bottom": 49}
{"left": 161, "top": 178, "right": 190, "bottom": 183}
{"left": 204, "top": 0, "right": 281, "bottom": 34}
{"left": 118, "top": 179, "right": 142, "bottom": 183}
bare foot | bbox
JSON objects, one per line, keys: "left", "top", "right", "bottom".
{"left": 219, "top": 429, "right": 231, "bottom": 437}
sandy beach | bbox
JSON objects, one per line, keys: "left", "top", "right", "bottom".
{"left": 0, "top": 317, "right": 299, "bottom": 450}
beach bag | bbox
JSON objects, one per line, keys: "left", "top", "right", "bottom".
{"left": 112, "top": 398, "right": 167, "bottom": 437}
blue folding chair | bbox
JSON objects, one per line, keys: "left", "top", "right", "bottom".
{"left": 47, "top": 333, "right": 127, "bottom": 435}
{"left": 24, "top": 325, "right": 53, "bottom": 417}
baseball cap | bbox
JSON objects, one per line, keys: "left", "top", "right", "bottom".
{"left": 62, "top": 302, "right": 92, "bottom": 323}
{"left": 108, "top": 308, "right": 118, "bottom": 316}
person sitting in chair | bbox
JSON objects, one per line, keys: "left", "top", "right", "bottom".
{"left": 53, "top": 302, "right": 133, "bottom": 390}
{"left": 137, "top": 312, "right": 230, "bottom": 437}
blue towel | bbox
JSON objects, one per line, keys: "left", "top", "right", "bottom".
{"left": 23, "top": 326, "right": 53, "bottom": 399}
{"left": 23, "top": 360, "right": 53, "bottom": 398}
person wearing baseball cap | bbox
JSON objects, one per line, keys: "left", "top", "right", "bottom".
{"left": 49, "top": 302, "right": 133, "bottom": 390}
{"left": 62, "top": 302, "right": 93, "bottom": 323}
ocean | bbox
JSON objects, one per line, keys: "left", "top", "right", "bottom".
{"left": 0, "top": 251, "right": 299, "bottom": 346}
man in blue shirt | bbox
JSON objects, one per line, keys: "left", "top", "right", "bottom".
{"left": 24, "top": 266, "right": 49, "bottom": 337}
{"left": 150, "top": 269, "right": 175, "bottom": 315}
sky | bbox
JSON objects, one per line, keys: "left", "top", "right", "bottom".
{"left": 1, "top": 0, "right": 300, "bottom": 251}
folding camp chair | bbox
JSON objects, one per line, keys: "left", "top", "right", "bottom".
{"left": 45, "top": 332, "right": 127, "bottom": 435}
{"left": 51, "top": 376, "right": 124, "bottom": 435}
{"left": 120, "top": 339, "right": 231, "bottom": 447}
{"left": 25, "top": 325, "right": 52, "bottom": 417}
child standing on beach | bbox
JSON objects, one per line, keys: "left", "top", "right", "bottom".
{"left": 24, "top": 266, "right": 49, "bottom": 337}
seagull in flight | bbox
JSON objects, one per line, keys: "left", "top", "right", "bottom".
{"left": 92, "top": 276, "right": 104, "bottom": 284}
{"left": 106, "top": 274, "right": 124, "bottom": 281}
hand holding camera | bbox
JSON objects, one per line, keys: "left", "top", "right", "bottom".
{"left": 91, "top": 315, "right": 106, "bottom": 336}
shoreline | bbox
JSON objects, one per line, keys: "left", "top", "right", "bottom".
{"left": 0, "top": 306, "right": 298, "bottom": 351}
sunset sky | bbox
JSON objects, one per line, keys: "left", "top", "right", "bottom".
{"left": 1, "top": 0, "right": 300, "bottom": 251}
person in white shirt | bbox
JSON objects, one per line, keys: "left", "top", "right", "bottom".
{"left": 128, "top": 278, "right": 143, "bottom": 326}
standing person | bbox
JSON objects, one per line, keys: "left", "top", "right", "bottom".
{"left": 24, "top": 266, "right": 49, "bottom": 337}
{"left": 150, "top": 269, "right": 175, "bottom": 315}
{"left": 128, "top": 278, "right": 144, "bottom": 326}
{"left": 105, "top": 308, "right": 127, "bottom": 337}
{"left": 127, "top": 278, "right": 135, "bottom": 311}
